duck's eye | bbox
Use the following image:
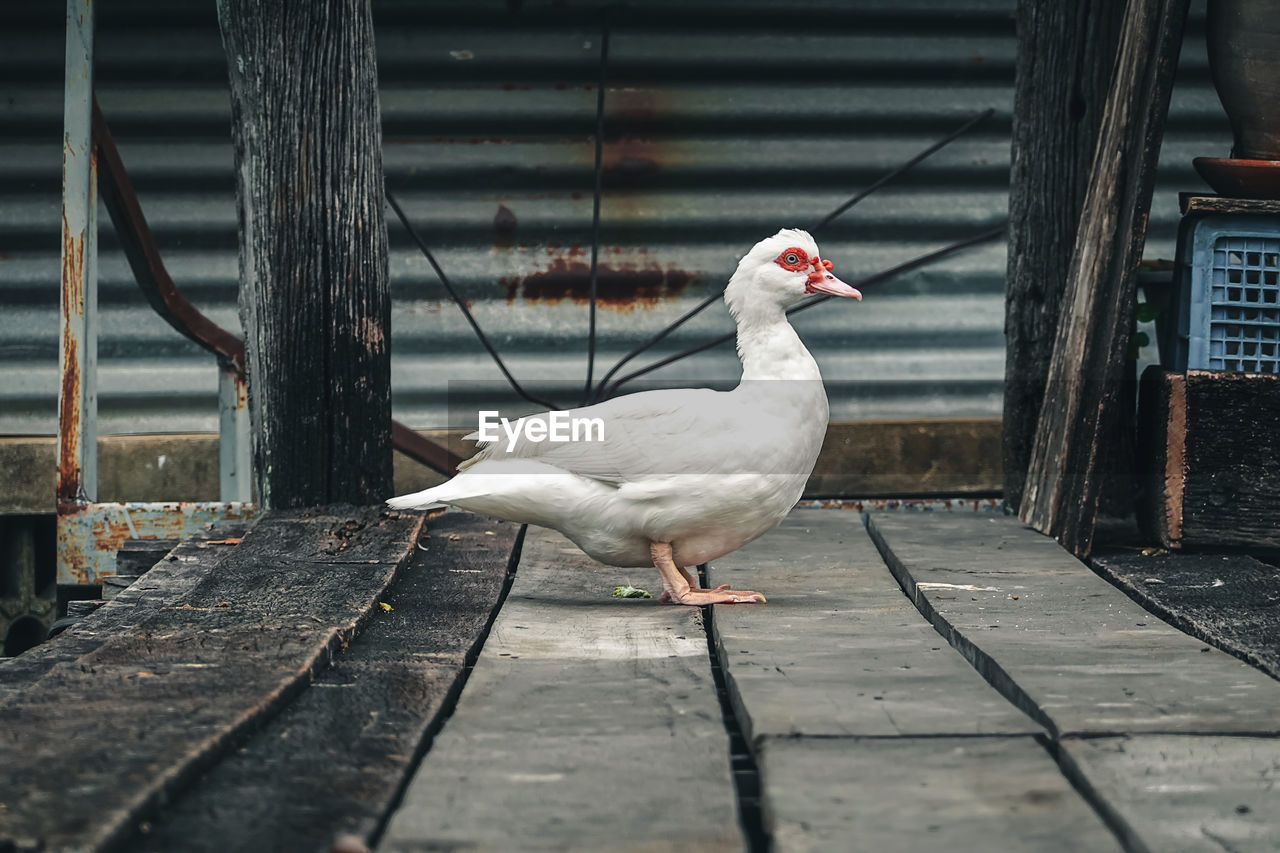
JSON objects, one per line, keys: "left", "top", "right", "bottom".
{"left": 776, "top": 248, "right": 808, "bottom": 271}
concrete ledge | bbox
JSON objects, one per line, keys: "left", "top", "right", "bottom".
{"left": 0, "top": 418, "right": 1002, "bottom": 514}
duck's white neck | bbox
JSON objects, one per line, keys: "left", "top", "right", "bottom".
{"left": 733, "top": 302, "right": 823, "bottom": 382}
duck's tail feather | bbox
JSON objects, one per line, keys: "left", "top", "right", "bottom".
{"left": 385, "top": 487, "right": 448, "bottom": 512}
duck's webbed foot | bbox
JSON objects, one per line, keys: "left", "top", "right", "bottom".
{"left": 649, "top": 542, "right": 767, "bottom": 605}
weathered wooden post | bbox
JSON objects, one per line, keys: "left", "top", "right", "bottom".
{"left": 1020, "top": 0, "right": 1191, "bottom": 556}
{"left": 1002, "top": 1, "right": 1125, "bottom": 514}
{"left": 217, "top": 0, "right": 393, "bottom": 508}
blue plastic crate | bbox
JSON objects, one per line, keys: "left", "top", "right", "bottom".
{"left": 1170, "top": 214, "right": 1280, "bottom": 373}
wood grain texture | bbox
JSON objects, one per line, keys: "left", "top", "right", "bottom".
{"left": 762, "top": 737, "right": 1120, "bottom": 853}
{"left": 1020, "top": 0, "right": 1192, "bottom": 556}
{"left": 1003, "top": 0, "right": 1125, "bottom": 513}
{"left": 1136, "top": 366, "right": 1186, "bottom": 548}
{"left": 1182, "top": 371, "right": 1280, "bottom": 548}
{"left": 0, "top": 507, "right": 420, "bottom": 852}
{"left": 866, "top": 512, "right": 1280, "bottom": 737}
{"left": 131, "top": 514, "right": 519, "bottom": 853}
{"left": 1138, "top": 368, "right": 1280, "bottom": 549}
{"left": 1060, "top": 735, "right": 1280, "bottom": 853}
{"left": 379, "top": 526, "right": 742, "bottom": 852}
{"left": 217, "top": 0, "right": 392, "bottom": 508}
{"left": 0, "top": 525, "right": 247, "bottom": 702}
{"left": 1092, "top": 550, "right": 1280, "bottom": 681}
{"left": 708, "top": 511, "right": 1039, "bottom": 741}
{"left": 709, "top": 512, "right": 1122, "bottom": 851}
{"left": 1181, "top": 193, "right": 1280, "bottom": 216}
{"left": 805, "top": 418, "right": 1001, "bottom": 497}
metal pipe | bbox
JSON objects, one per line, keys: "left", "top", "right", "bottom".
{"left": 218, "top": 358, "right": 252, "bottom": 502}
{"left": 58, "top": 0, "right": 97, "bottom": 506}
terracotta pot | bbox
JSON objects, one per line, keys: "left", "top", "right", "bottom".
{"left": 1206, "top": 0, "right": 1280, "bottom": 159}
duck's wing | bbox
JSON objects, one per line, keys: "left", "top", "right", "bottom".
{"left": 459, "top": 388, "right": 734, "bottom": 486}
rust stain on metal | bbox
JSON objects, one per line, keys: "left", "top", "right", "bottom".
{"left": 493, "top": 204, "right": 517, "bottom": 248}
{"left": 58, "top": 501, "right": 258, "bottom": 585}
{"left": 235, "top": 371, "right": 249, "bottom": 410}
{"left": 59, "top": 205, "right": 85, "bottom": 505}
{"left": 501, "top": 255, "right": 692, "bottom": 310}
{"left": 593, "top": 87, "right": 673, "bottom": 219}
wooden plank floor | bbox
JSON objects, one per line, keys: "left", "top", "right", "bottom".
{"left": 708, "top": 511, "right": 1118, "bottom": 852}
{"left": 379, "top": 526, "right": 743, "bottom": 852}
{"left": 866, "top": 512, "right": 1280, "bottom": 736}
{"left": 0, "top": 507, "right": 421, "bottom": 852}
{"left": 130, "top": 514, "right": 520, "bottom": 853}
{"left": 867, "top": 511, "right": 1280, "bottom": 853}
{"left": 1060, "top": 735, "right": 1280, "bottom": 852}
{"left": 0, "top": 526, "right": 248, "bottom": 701}
{"left": 7, "top": 508, "right": 1280, "bottom": 852}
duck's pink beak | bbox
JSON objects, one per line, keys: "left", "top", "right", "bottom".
{"left": 805, "top": 258, "right": 862, "bottom": 300}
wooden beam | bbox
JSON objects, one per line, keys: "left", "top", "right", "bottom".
{"left": 1137, "top": 367, "right": 1280, "bottom": 550}
{"left": 707, "top": 513, "right": 1120, "bottom": 851}
{"left": 1060, "top": 737, "right": 1280, "bottom": 851}
{"left": 1020, "top": 0, "right": 1192, "bottom": 556}
{"left": 0, "top": 526, "right": 247, "bottom": 701}
{"left": 217, "top": 0, "right": 393, "bottom": 508}
{"left": 1002, "top": 0, "right": 1125, "bottom": 513}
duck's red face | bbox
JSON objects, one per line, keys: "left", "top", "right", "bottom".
{"left": 774, "top": 247, "right": 862, "bottom": 300}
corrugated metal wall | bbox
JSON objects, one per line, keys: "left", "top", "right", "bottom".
{"left": 0, "top": 0, "right": 1230, "bottom": 434}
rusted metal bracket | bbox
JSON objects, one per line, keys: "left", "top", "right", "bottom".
{"left": 58, "top": 502, "right": 257, "bottom": 585}
{"left": 93, "top": 99, "right": 245, "bottom": 373}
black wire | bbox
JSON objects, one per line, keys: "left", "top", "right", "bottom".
{"left": 386, "top": 187, "right": 560, "bottom": 412}
{"left": 582, "top": 22, "right": 610, "bottom": 406}
{"left": 589, "top": 290, "right": 721, "bottom": 403}
{"left": 597, "top": 226, "right": 1006, "bottom": 399}
{"left": 810, "top": 108, "right": 995, "bottom": 233}
{"left": 588, "top": 108, "right": 996, "bottom": 404}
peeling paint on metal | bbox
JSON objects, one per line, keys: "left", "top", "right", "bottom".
{"left": 56, "top": 501, "right": 258, "bottom": 585}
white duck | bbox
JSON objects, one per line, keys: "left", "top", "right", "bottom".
{"left": 388, "top": 229, "right": 861, "bottom": 604}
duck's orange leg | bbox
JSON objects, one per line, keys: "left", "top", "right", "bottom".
{"left": 650, "top": 542, "right": 766, "bottom": 605}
